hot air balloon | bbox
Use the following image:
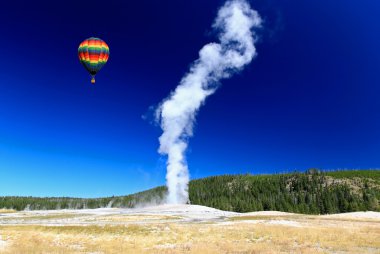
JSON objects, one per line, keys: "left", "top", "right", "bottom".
{"left": 78, "top": 37, "right": 109, "bottom": 84}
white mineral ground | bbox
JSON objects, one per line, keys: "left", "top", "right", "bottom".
{"left": 0, "top": 204, "right": 379, "bottom": 226}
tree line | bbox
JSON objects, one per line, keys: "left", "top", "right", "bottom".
{"left": 189, "top": 169, "right": 380, "bottom": 213}
{"left": 1, "top": 170, "right": 379, "bottom": 214}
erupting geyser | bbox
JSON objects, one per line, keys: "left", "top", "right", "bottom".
{"left": 156, "top": 0, "right": 262, "bottom": 204}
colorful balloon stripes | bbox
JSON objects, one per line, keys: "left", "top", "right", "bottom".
{"left": 78, "top": 37, "right": 109, "bottom": 83}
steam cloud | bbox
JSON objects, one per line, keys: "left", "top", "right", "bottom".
{"left": 156, "top": 0, "right": 261, "bottom": 204}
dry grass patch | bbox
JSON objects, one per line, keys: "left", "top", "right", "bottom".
{"left": 0, "top": 214, "right": 379, "bottom": 253}
{"left": 0, "top": 225, "right": 151, "bottom": 254}
{"left": 0, "top": 210, "right": 16, "bottom": 214}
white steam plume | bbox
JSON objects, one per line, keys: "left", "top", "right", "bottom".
{"left": 156, "top": 0, "right": 261, "bottom": 204}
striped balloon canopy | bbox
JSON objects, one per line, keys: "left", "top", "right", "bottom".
{"left": 78, "top": 37, "right": 109, "bottom": 84}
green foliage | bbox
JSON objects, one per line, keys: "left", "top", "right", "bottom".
{"left": 189, "top": 170, "right": 380, "bottom": 214}
{"left": 1, "top": 170, "right": 379, "bottom": 214}
{"left": 0, "top": 186, "right": 167, "bottom": 211}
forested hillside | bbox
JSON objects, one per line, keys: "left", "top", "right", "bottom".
{"left": 189, "top": 169, "right": 380, "bottom": 213}
{"left": 1, "top": 170, "right": 379, "bottom": 214}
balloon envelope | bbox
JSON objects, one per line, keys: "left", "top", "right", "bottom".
{"left": 78, "top": 37, "right": 109, "bottom": 83}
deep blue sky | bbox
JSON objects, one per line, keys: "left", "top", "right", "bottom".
{"left": 0, "top": 0, "right": 379, "bottom": 197}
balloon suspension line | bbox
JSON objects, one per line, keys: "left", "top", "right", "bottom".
{"left": 91, "top": 75, "right": 96, "bottom": 84}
